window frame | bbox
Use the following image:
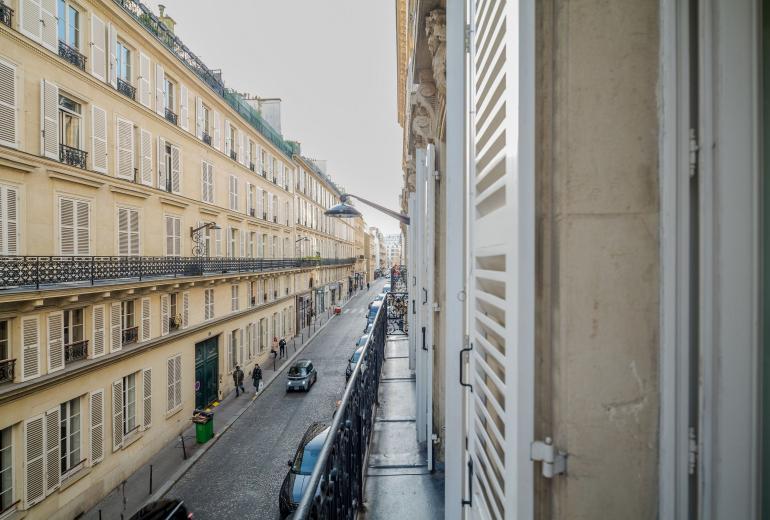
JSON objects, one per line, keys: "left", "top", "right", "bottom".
{"left": 122, "top": 372, "right": 137, "bottom": 435}
{"left": 59, "top": 396, "right": 81, "bottom": 477}
{"left": 58, "top": 92, "right": 83, "bottom": 150}
{"left": 57, "top": 0, "right": 81, "bottom": 50}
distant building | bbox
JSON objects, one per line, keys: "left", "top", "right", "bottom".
{"left": 383, "top": 234, "right": 403, "bottom": 267}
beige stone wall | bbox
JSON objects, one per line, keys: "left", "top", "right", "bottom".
{"left": 536, "top": 0, "right": 660, "bottom": 518}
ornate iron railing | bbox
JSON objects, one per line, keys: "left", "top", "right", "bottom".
{"left": 229, "top": 150, "right": 238, "bottom": 162}
{"left": 165, "top": 108, "right": 178, "bottom": 125}
{"left": 202, "top": 131, "right": 212, "bottom": 146}
{"left": 249, "top": 162, "right": 256, "bottom": 172}
{"left": 117, "top": 77, "right": 136, "bottom": 100}
{"left": 0, "top": 256, "right": 357, "bottom": 290}
{"left": 59, "top": 144, "right": 88, "bottom": 169}
{"left": 0, "top": 358, "right": 14, "bottom": 384}
{"left": 64, "top": 340, "right": 88, "bottom": 363}
{"left": 58, "top": 41, "right": 86, "bottom": 70}
{"left": 390, "top": 266, "right": 408, "bottom": 293}
{"left": 0, "top": 2, "right": 13, "bottom": 28}
{"left": 385, "top": 292, "right": 408, "bottom": 336}
{"left": 122, "top": 326, "right": 139, "bottom": 345}
{"left": 294, "top": 297, "right": 389, "bottom": 519}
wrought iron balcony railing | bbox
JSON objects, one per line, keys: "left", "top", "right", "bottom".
{"left": 229, "top": 150, "right": 238, "bottom": 162}
{"left": 263, "top": 212, "right": 267, "bottom": 220}
{"left": 250, "top": 296, "right": 256, "bottom": 306}
{"left": 58, "top": 41, "right": 86, "bottom": 70}
{"left": 64, "top": 340, "right": 88, "bottom": 364}
{"left": 0, "top": 256, "right": 357, "bottom": 290}
{"left": 249, "top": 208, "right": 256, "bottom": 217}
{"left": 261, "top": 169, "right": 268, "bottom": 177}
{"left": 202, "top": 131, "right": 212, "bottom": 146}
{"left": 249, "top": 162, "right": 256, "bottom": 173}
{"left": 59, "top": 144, "right": 88, "bottom": 169}
{"left": 0, "top": 2, "right": 13, "bottom": 28}
{"left": 117, "top": 77, "right": 136, "bottom": 100}
{"left": 122, "top": 325, "right": 139, "bottom": 345}
{"left": 0, "top": 358, "right": 15, "bottom": 384}
{"left": 165, "top": 108, "right": 178, "bottom": 125}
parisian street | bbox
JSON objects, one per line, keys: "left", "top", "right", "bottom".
{"left": 167, "top": 279, "right": 386, "bottom": 519}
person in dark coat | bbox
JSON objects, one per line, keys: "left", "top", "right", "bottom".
{"left": 252, "top": 364, "right": 262, "bottom": 393}
{"left": 279, "top": 337, "right": 287, "bottom": 358}
{"left": 233, "top": 365, "right": 245, "bottom": 396}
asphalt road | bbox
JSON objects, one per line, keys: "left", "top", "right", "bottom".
{"left": 168, "top": 278, "right": 386, "bottom": 519}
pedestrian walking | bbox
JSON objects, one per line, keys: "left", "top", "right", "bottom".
{"left": 279, "top": 337, "right": 287, "bottom": 358}
{"left": 270, "top": 345, "right": 278, "bottom": 370}
{"left": 233, "top": 365, "right": 245, "bottom": 397}
{"left": 367, "top": 282, "right": 370, "bottom": 290}
{"left": 272, "top": 336, "right": 279, "bottom": 355}
{"left": 251, "top": 364, "right": 263, "bottom": 393}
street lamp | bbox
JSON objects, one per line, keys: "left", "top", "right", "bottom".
{"left": 190, "top": 222, "right": 221, "bottom": 257}
{"left": 325, "top": 193, "right": 410, "bottom": 226}
{"left": 295, "top": 236, "right": 310, "bottom": 257}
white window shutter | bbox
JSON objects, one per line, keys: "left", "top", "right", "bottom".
{"left": 91, "top": 105, "right": 108, "bottom": 173}
{"left": 0, "top": 185, "right": 19, "bottom": 255}
{"left": 239, "top": 230, "right": 245, "bottom": 257}
{"left": 215, "top": 228, "right": 222, "bottom": 257}
{"left": 245, "top": 138, "right": 251, "bottom": 167}
{"left": 118, "top": 207, "right": 129, "bottom": 256}
{"left": 207, "top": 163, "right": 214, "bottom": 203}
{"left": 24, "top": 414, "right": 45, "bottom": 507}
{"left": 141, "top": 297, "right": 151, "bottom": 341}
{"left": 155, "top": 63, "right": 165, "bottom": 115}
{"left": 213, "top": 111, "right": 221, "bottom": 150}
{"left": 157, "top": 136, "right": 167, "bottom": 189}
{"left": 239, "top": 329, "right": 244, "bottom": 366}
{"left": 116, "top": 118, "right": 135, "bottom": 180}
{"left": 129, "top": 208, "right": 139, "bottom": 256}
{"left": 234, "top": 178, "right": 239, "bottom": 211}
{"left": 160, "top": 294, "right": 169, "bottom": 336}
{"left": 21, "top": 316, "right": 40, "bottom": 381}
{"left": 92, "top": 305, "right": 105, "bottom": 358}
{"left": 40, "top": 80, "right": 58, "bottom": 159}
{"left": 166, "top": 357, "right": 174, "bottom": 412}
{"left": 180, "top": 84, "right": 189, "bottom": 131}
{"left": 140, "top": 129, "right": 153, "bottom": 186}
{"left": 257, "top": 188, "right": 263, "bottom": 218}
{"left": 174, "top": 217, "right": 181, "bottom": 256}
{"left": 90, "top": 389, "right": 105, "bottom": 464}
{"left": 224, "top": 120, "right": 231, "bottom": 155}
{"left": 195, "top": 96, "right": 203, "bottom": 139}
{"left": 182, "top": 292, "right": 189, "bottom": 329}
{"left": 108, "top": 23, "right": 118, "bottom": 88}
{"left": 112, "top": 379, "right": 124, "bottom": 451}
{"left": 44, "top": 407, "right": 60, "bottom": 494}
{"left": 226, "top": 226, "right": 232, "bottom": 257}
{"left": 110, "top": 302, "right": 121, "bottom": 352}
{"left": 142, "top": 368, "right": 152, "bottom": 429}
{"left": 19, "top": 0, "right": 42, "bottom": 42}
{"left": 173, "top": 356, "right": 181, "bottom": 409}
{"left": 170, "top": 145, "right": 181, "bottom": 194}
{"left": 46, "top": 311, "right": 64, "bottom": 373}
{"left": 0, "top": 58, "right": 18, "bottom": 149}
{"left": 39, "top": 0, "right": 56, "bottom": 52}
{"left": 90, "top": 14, "right": 107, "bottom": 81}
{"left": 238, "top": 131, "right": 244, "bottom": 165}
{"left": 75, "top": 200, "right": 90, "bottom": 255}
{"left": 139, "top": 52, "right": 151, "bottom": 108}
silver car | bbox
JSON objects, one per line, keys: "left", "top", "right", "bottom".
{"left": 286, "top": 359, "right": 317, "bottom": 392}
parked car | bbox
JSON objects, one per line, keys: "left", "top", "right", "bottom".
{"left": 356, "top": 334, "right": 370, "bottom": 347}
{"left": 363, "top": 322, "right": 374, "bottom": 335}
{"left": 365, "top": 301, "right": 383, "bottom": 329}
{"left": 383, "top": 284, "right": 391, "bottom": 293}
{"left": 373, "top": 293, "right": 386, "bottom": 303}
{"left": 346, "top": 346, "right": 365, "bottom": 381}
{"left": 129, "top": 499, "right": 192, "bottom": 520}
{"left": 286, "top": 359, "right": 318, "bottom": 392}
{"left": 279, "top": 422, "right": 330, "bottom": 517}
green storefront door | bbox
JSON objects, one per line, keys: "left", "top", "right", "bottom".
{"left": 195, "top": 336, "right": 219, "bottom": 409}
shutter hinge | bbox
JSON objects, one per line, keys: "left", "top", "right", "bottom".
{"left": 688, "top": 426, "right": 698, "bottom": 475}
{"left": 433, "top": 169, "right": 440, "bottom": 181}
{"left": 530, "top": 437, "right": 567, "bottom": 478}
{"left": 464, "top": 24, "right": 471, "bottom": 54}
{"left": 432, "top": 302, "right": 440, "bottom": 312}
{"left": 688, "top": 128, "right": 699, "bottom": 178}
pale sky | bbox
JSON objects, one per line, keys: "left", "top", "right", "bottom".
{"left": 151, "top": 0, "right": 403, "bottom": 235}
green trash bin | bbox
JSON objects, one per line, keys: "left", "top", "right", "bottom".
{"left": 193, "top": 411, "right": 214, "bottom": 443}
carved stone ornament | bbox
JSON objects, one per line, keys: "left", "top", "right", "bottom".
{"left": 405, "top": 158, "right": 416, "bottom": 192}
{"left": 425, "top": 9, "right": 446, "bottom": 97}
{"left": 410, "top": 70, "right": 437, "bottom": 147}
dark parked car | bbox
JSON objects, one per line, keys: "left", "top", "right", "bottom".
{"left": 286, "top": 359, "right": 317, "bottom": 392}
{"left": 346, "top": 346, "right": 365, "bottom": 381}
{"left": 129, "top": 499, "right": 192, "bottom": 520}
{"left": 279, "top": 422, "right": 330, "bottom": 517}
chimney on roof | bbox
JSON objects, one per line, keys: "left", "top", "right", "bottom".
{"left": 157, "top": 4, "right": 176, "bottom": 34}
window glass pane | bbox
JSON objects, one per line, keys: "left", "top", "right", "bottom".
{"left": 67, "top": 6, "right": 79, "bottom": 48}
{"left": 58, "top": 0, "right": 66, "bottom": 42}
{"left": 0, "top": 321, "right": 7, "bottom": 360}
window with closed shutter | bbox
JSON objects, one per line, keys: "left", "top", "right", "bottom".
{"left": 164, "top": 215, "right": 181, "bottom": 257}
{"left": 0, "top": 58, "right": 18, "bottom": 149}
{"left": 109, "top": 302, "right": 121, "bottom": 353}
{"left": 24, "top": 415, "right": 45, "bottom": 507}
{"left": 44, "top": 407, "right": 60, "bottom": 494}
{"left": 90, "top": 13, "right": 106, "bottom": 81}
{"left": 140, "top": 298, "right": 151, "bottom": 341}
{"left": 204, "top": 288, "right": 214, "bottom": 320}
{"left": 231, "top": 284, "right": 239, "bottom": 312}
{"left": 170, "top": 145, "right": 181, "bottom": 194}
{"left": 179, "top": 84, "right": 189, "bottom": 131}
{"left": 111, "top": 379, "right": 123, "bottom": 451}
{"left": 46, "top": 311, "right": 64, "bottom": 373}
{"left": 0, "top": 184, "right": 19, "bottom": 255}
{"left": 21, "top": 316, "right": 40, "bottom": 381}
{"left": 138, "top": 52, "right": 151, "bottom": 108}
{"left": 91, "top": 105, "right": 108, "bottom": 173}
{"left": 116, "top": 118, "right": 134, "bottom": 180}
{"left": 139, "top": 129, "right": 152, "bottom": 186}
{"left": 201, "top": 162, "right": 214, "bottom": 203}
{"left": 89, "top": 389, "right": 104, "bottom": 464}
{"left": 142, "top": 368, "right": 152, "bottom": 428}
{"left": 117, "top": 207, "right": 140, "bottom": 256}
{"left": 92, "top": 305, "right": 105, "bottom": 358}
{"left": 59, "top": 197, "right": 90, "bottom": 255}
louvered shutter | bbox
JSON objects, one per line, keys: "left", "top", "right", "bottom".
{"left": 239, "top": 329, "right": 244, "bottom": 366}
{"left": 158, "top": 137, "right": 167, "bottom": 189}
{"left": 139, "top": 52, "right": 151, "bottom": 108}
{"left": 246, "top": 183, "right": 253, "bottom": 215}
{"left": 90, "top": 14, "right": 107, "bottom": 81}
{"left": 203, "top": 289, "right": 211, "bottom": 320}
{"left": 129, "top": 208, "right": 139, "bottom": 255}
{"left": 155, "top": 63, "right": 165, "bottom": 115}
{"left": 40, "top": 80, "right": 58, "bottom": 159}
{"left": 166, "top": 357, "right": 174, "bottom": 411}
{"left": 228, "top": 176, "right": 235, "bottom": 210}
{"left": 21, "top": 316, "right": 39, "bottom": 381}
{"left": 257, "top": 188, "right": 263, "bottom": 219}
{"left": 92, "top": 305, "right": 105, "bottom": 357}
{"left": 466, "top": 1, "right": 535, "bottom": 517}
{"left": 108, "top": 24, "right": 118, "bottom": 88}
{"left": 213, "top": 111, "right": 221, "bottom": 150}
{"left": 0, "top": 185, "right": 18, "bottom": 255}
{"left": 170, "top": 145, "right": 181, "bottom": 194}
{"left": 233, "top": 177, "right": 239, "bottom": 211}
{"left": 24, "top": 415, "right": 45, "bottom": 507}
{"left": 182, "top": 292, "right": 189, "bottom": 329}
{"left": 112, "top": 379, "right": 123, "bottom": 451}
{"left": 215, "top": 228, "right": 222, "bottom": 257}
{"left": 179, "top": 84, "right": 189, "bottom": 131}
{"left": 91, "top": 105, "right": 108, "bottom": 173}
{"left": 141, "top": 297, "right": 151, "bottom": 341}
{"left": 118, "top": 207, "right": 129, "bottom": 255}
{"left": 19, "top": 0, "right": 42, "bottom": 42}
{"left": 75, "top": 200, "right": 90, "bottom": 254}
{"left": 44, "top": 407, "right": 60, "bottom": 494}
{"left": 46, "top": 311, "right": 64, "bottom": 372}
{"left": 140, "top": 129, "right": 153, "bottom": 186}
{"left": 224, "top": 120, "right": 231, "bottom": 155}
{"left": 245, "top": 138, "right": 251, "bottom": 168}
{"left": 174, "top": 217, "right": 181, "bottom": 256}
{"left": 239, "top": 230, "right": 245, "bottom": 257}
{"left": 238, "top": 131, "right": 244, "bottom": 165}
{"left": 39, "top": 0, "right": 56, "bottom": 51}
{"left": 226, "top": 226, "right": 232, "bottom": 257}
{"left": 116, "top": 118, "right": 135, "bottom": 180}
{"left": 195, "top": 96, "right": 203, "bottom": 139}
{"left": 207, "top": 163, "right": 214, "bottom": 202}
{"left": 90, "top": 389, "right": 104, "bottom": 464}
{"left": 173, "top": 356, "right": 182, "bottom": 409}
{"left": 160, "top": 294, "right": 169, "bottom": 336}
{"left": 226, "top": 333, "right": 231, "bottom": 372}
{"left": 142, "top": 368, "right": 152, "bottom": 429}
{"left": 110, "top": 302, "right": 121, "bottom": 352}
{"left": 0, "top": 58, "right": 18, "bottom": 148}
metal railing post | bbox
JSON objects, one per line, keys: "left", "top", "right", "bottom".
{"left": 90, "top": 256, "right": 95, "bottom": 285}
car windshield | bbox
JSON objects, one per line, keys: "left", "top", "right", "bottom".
{"left": 352, "top": 350, "right": 363, "bottom": 363}
{"left": 293, "top": 443, "right": 321, "bottom": 475}
{"left": 288, "top": 366, "right": 307, "bottom": 377}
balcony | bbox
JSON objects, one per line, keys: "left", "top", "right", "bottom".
{"left": 0, "top": 2, "right": 13, "bottom": 28}
{"left": 58, "top": 41, "right": 86, "bottom": 70}
{"left": 263, "top": 212, "right": 267, "bottom": 220}
{"left": 59, "top": 144, "right": 88, "bottom": 169}
{"left": 250, "top": 296, "right": 256, "bottom": 306}
{"left": 273, "top": 216, "right": 278, "bottom": 224}
{"left": 0, "top": 358, "right": 14, "bottom": 384}
{"left": 165, "top": 108, "right": 178, "bottom": 126}
{"left": 64, "top": 340, "right": 88, "bottom": 364}
{"left": 249, "top": 162, "right": 256, "bottom": 173}
{"left": 117, "top": 77, "right": 136, "bottom": 100}
{"left": 122, "top": 325, "right": 139, "bottom": 346}
{"left": 230, "top": 150, "right": 238, "bottom": 162}
{"left": 202, "top": 131, "right": 212, "bottom": 146}
{"left": 249, "top": 208, "right": 256, "bottom": 218}
{"left": 273, "top": 290, "right": 278, "bottom": 299}
{"left": 261, "top": 169, "right": 268, "bottom": 177}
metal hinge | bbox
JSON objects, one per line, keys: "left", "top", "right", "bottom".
{"left": 464, "top": 24, "right": 471, "bottom": 54}
{"left": 688, "top": 426, "right": 698, "bottom": 475}
{"left": 433, "top": 169, "right": 440, "bottom": 181}
{"left": 530, "top": 437, "right": 567, "bottom": 478}
{"left": 688, "top": 128, "right": 699, "bottom": 178}
{"left": 432, "top": 302, "right": 440, "bottom": 312}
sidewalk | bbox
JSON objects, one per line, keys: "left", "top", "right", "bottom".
{"left": 361, "top": 337, "right": 445, "bottom": 519}
{"left": 83, "top": 291, "right": 360, "bottom": 520}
